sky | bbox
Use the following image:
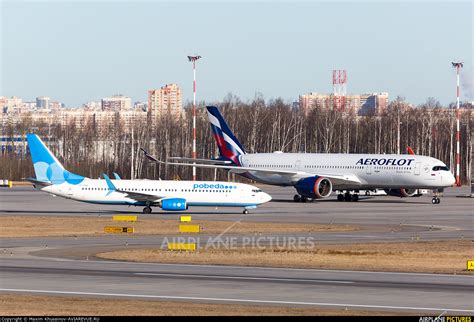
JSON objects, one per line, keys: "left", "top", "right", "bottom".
{"left": 1, "top": 0, "right": 472, "bottom": 107}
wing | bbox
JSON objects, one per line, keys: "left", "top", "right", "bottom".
{"left": 115, "top": 189, "right": 165, "bottom": 203}
{"left": 157, "top": 159, "right": 362, "bottom": 187}
{"left": 168, "top": 157, "right": 232, "bottom": 165}
{"left": 102, "top": 173, "right": 165, "bottom": 204}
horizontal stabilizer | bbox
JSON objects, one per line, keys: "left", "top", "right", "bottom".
{"left": 25, "top": 177, "right": 52, "bottom": 187}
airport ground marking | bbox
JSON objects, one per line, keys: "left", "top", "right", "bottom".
{"left": 1, "top": 288, "right": 473, "bottom": 313}
{"left": 134, "top": 272, "right": 354, "bottom": 284}
{"left": 468, "top": 260, "right": 474, "bottom": 271}
{"left": 180, "top": 216, "right": 192, "bottom": 223}
{"left": 178, "top": 225, "right": 200, "bottom": 233}
{"left": 67, "top": 258, "right": 474, "bottom": 279}
{"left": 113, "top": 216, "right": 137, "bottom": 222}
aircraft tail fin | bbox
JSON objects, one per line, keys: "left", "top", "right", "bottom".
{"left": 206, "top": 106, "right": 246, "bottom": 165}
{"left": 26, "top": 134, "right": 85, "bottom": 185}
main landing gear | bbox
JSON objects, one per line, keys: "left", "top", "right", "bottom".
{"left": 293, "top": 195, "right": 311, "bottom": 203}
{"left": 243, "top": 209, "right": 249, "bottom": 214}
{"left": 337, "top": 192, "right": 359, "bottom": 202}
{"left": 143, "top": 206, "right": 152, "bottom": 214}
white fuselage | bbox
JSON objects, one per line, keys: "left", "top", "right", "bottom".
{"left": 39, "top": 179, "right": 271, "bottom": 208}
{"left": 239, "top": 153, "right": 455, "bottom": 189}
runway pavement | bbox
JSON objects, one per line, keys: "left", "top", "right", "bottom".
{"left": 1, "top": 256, "right": 473, "bottom": 314}
{"left": 0, "top": 186, "right": 473, "bottom": 314}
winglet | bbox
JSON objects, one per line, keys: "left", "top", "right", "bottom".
{"left": 103, "top": 173, "right": 116, "bottom": 192}
{"left": 407, "top": 146, "right": 415, "bottom": 155}
{"left": 113, "top": 172, "right": 121, "bottom": 180}
{"left": 140, "top": 148, "right": 160, "bottom": 163}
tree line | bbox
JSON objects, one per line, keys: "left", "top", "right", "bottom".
{"left": 1, "top": 94, "right": 472, "bottom": 185}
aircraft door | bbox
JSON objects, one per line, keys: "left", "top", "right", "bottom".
{"left": 366, "top": 165, "right": 372, "bottom": 175}
{"left": 295, "top": 160, "right": 302, "bottom": 171}
{"left": 67, "top": 185, "right": 74, "bottom": 198}
{"left": 414, "top": 162, "right": 421, "bottom": 175}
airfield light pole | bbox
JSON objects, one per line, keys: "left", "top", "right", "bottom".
{"left": 188, "top": 55, "right": 202, "bottom": 181}
{"left": 452, "top": 62, "right": 463, "bottom": 187}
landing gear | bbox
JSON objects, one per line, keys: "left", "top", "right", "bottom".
{"left": 338, "top": 191, "right": 359, "bottom": 202}
{"left": 243, "top": 209, "right": 249, "bottom": 214}
{"left": 143, "top": 206, "right": 152, "bottom": 214}
{"left": 431, "top": 189, "right": 442, "bottom": 205}
{"left": 294, "top": 194, "right": 312, "bottom": 203}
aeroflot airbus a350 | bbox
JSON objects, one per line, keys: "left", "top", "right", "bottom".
{"left": 157, "top": 106, "right": 455, "bottom": 205}
{"left": 25, "top": 134, "right": 271, "bottom": 214}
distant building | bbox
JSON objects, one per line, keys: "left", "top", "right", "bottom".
{"left": 298, "top": 92, "right": 388, "bottom": 115}
{"left": 36, "top": 96, "right": 50, "bottom": 109}
{"left": 133, "top": 101, "right": 148, "bottom": 112}
{"left": 358, "top": 93, "right": 388, "bottom": 115}
{"left": 0, "top": 96, "right": 23, "bottom": 114}
{"left": 148, "top": 84, "right": 182, "bottom": 121}
{"left": 82, "top": 101, "right": 102, "bottom": 110}
{"left": 49, "top": 101, "right": 62, "bottom": 110}
{"left": 298, "top": 92, "right": 331, "bottom": 114}
{"left": 101, "top": 95, "right": 131, "bottom": 111}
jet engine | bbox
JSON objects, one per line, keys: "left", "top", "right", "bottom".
{"left": 161, "top": 198, "right": 188, "bottom": 211}
{"left": 384, "top": 188, "right": 418, "bottom": 198}
{"left": 295, "top": 176, "right": 333, "bottom": 199}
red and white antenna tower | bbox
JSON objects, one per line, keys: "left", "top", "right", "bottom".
{"left": 452, "top": 61, "right": 463, "bottom": 187}
{"left": 332, "top": 70, "right": 347, "bottom": 111}
{"left": 188, "top": 55, "right": 202, "bottom": 181}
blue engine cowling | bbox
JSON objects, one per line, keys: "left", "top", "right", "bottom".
{"left": 161, "top": 198, "right": 188, "bottom": 211}
{"left": 294, "top": 176, "right": 333, "bottom": 199}
{"left": 384, "top": 188, "right": 418, "bottom": 197}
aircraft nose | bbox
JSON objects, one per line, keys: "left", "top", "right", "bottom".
{"left": 262, "top": 192, "right": 272, "bottom": 203}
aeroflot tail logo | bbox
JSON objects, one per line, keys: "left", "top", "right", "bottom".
{"left": 193, "top": 183, "right": 238, "bottom": 189}
{"left": 356, "top": 158, "right": 415, "bottom": 166}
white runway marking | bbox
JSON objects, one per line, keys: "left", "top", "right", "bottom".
{"left": 1, "top": 288, "right": 473, "bottom": 313}
{"left": 134, "top": 272, "right": 354, "bottom": 284}
{"left": 52, "top": 258, "right": 474, "bottom": 279}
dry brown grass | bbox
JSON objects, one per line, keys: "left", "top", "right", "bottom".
{"left": 0, "top": 294, "right": 401, "bottom": 316}
{"left": 97, "top": 240, "right": 474, "bottom": 275}
{"left": 0, "top": 215, "right": 357, "bottom": 238}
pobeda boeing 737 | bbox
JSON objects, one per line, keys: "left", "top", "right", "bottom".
{"left": 25, "top": 134, "right": 271, "bottom": 214}
{"left": 156, "top": 106, "right": 455, "bottom": 205}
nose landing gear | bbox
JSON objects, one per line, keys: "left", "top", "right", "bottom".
{"left": 431, "top": 189, "right": 443, "bottom": 205}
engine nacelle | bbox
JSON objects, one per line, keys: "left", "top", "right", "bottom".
{"left": 295, "top": 176, "right": 333, "bottom": 199}
{"left": 384, "top": 188, "right": 418, "bottom": 198}
{"left": 161, "top": 198, "right": 188, "bottom": 211}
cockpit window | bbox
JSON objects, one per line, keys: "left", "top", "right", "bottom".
{"left": 432, "top": 166, "right": 449, "bottom": 171}
{"left": 252, "top": 189, "right": 263, "bottom": 193}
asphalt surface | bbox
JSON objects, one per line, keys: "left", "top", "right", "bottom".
{"left": 0, "top": 186, "right": 473, "bottom": 314}
{"left": 1, "top": 256, "right": 473, "bottom": 313}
